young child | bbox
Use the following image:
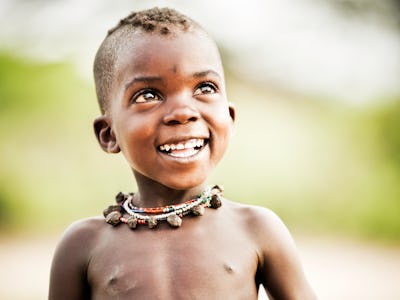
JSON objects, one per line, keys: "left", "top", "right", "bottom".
{"left": 49, "top": 7, "right": 316, "bottom": 300}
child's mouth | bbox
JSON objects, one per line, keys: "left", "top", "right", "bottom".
{"left": 158, "top": 138, "right": 207, "bottom": 158}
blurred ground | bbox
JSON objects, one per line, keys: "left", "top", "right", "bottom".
{"left": 0, "top": 234, "right": 399, "bottom": 300}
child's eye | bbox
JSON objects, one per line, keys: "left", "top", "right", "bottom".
{"left": 133, "top": 90, "right": 161, "bottom": 103}
{"left": 132, "top": 90, "right": 162, "bottom": 103}
{"left": 194, "top": 82, "right": 217, "bottom": 96}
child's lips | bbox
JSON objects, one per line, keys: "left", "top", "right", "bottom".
{"left": 157, "top": 138, "right": 208, "bottom": 158}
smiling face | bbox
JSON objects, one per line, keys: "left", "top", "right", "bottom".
{"left": 95, "top": 29, "right": 235, "bottom": 190}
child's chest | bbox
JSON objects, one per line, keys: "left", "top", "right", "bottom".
{"left": 87, "top": 218, "right": 259, "bottom": 299}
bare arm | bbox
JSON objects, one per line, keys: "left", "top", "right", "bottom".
{"left": 48, "top": 218, "right": 98, "bottom": 300}
{"left": 253, "top": 208, "right": 317, "bottom": 300}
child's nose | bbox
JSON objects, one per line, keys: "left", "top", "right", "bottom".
{"left": 162, "top": 97, "right": 201, "bottom": 125}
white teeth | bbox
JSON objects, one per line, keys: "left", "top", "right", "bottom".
{"left": 169, "top": 148, "right": 198, "bottom": 158}
{"left": 159, "top": 139, "right": 205, "bottom": 153}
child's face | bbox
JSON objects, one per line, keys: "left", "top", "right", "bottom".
{"left": 97, "top": 30, "right": 235, "bottom": 190}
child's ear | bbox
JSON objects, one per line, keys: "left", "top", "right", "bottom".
{"left": 93, "top": 116, "right": 120, "bottom": 153}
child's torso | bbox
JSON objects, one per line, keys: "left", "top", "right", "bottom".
{"left": 87, "top": 205, "right": 260, "bottom": 299}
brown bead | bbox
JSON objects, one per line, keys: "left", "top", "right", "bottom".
{"left": 191, "top": 205, "right": 205, "bottom": 216}
{"left": 103, "top": 205, "right": 122, "bottom": 217}
{"left": 127, "top": 216, "right": 138, "bottom": 229}
{"left": 167, "top": 214, "right": 182, "bottom": 227}
{"left": 115, "top": 192, "right": 126, "bottom": 205}
{"left": 211, "top": 185, "right": 224, "bottom": 195}
{"left": 209, "top": 194, "right": 222, "bottom": 209}
{"left": 148, "top": 217, "right": 158, "bottom": 229}
{"left": 105, "top": 211, "right": 122, "bottom": 226}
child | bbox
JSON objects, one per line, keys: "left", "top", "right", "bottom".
{"left": 49, "top": 7, "right": 316, "bottom": 300}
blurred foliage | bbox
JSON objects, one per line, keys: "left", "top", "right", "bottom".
{"left": 377, "top": 101, "right": 400, "bottom": 167}
{"left": 0, "top": 51, "right": 399, "bottom": 242}
{"left": 219, "top": 75, "right": 400, "bottom": 242}
{"left": 0, "top": 52, "right": 133, "bottom": 232}
{"left": 323, "top": 0, "right": 400, "bottom": 28}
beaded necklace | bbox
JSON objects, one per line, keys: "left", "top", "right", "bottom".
{"left": 103, "top": 185, "right": 223, "bottom": 229}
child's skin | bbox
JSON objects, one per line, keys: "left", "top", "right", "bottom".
{"left": 49, "top": 11, "right": 316, "bottom": 300}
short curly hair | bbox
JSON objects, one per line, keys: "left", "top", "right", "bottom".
{"left": 93, "top": 7, "right": 202, "bottom": 114}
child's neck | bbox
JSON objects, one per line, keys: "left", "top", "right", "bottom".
{"left": 133, "top": 172, "right": 207, "bottom": 207}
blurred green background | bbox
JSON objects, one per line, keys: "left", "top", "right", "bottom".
{"left": 1, "top": 0, "right": 400, "bottom": 244}
{"left": 1, "top": 48, "right": 399, "bottom": 241}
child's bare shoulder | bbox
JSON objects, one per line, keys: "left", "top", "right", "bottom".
{"left": 53, "top": 217, "right": 107, "bottom": 263}
{"left": 49, "top": 216, "right": 109, "bottom": 299}
{"left": 224, "top": 199, "right": 286, "bottom": 230}
{"left": 60, "top": 216, "right": 105, "bottom": 241}
{"left": 223, "top": 199, "right": 296, "bottom": 252}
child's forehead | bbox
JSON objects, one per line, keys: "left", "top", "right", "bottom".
{"left": 114, "top": 29, "right": 223, "bottom": 76}
{"left": 118, "top": 28, "right": 217, "bottom": 56}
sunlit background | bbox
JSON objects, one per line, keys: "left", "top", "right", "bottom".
{"left": 1, "top": 0, "right": 400, "bottom": 299}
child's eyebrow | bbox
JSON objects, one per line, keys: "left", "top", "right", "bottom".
{"left": 125, "top": 76, "right": 163, "bottom": 90}
{"left": 192, "top": 70, "right": 221, "bottom": 79}
{"left": 124, "top": 70, "right": 221, "bottom": 90}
